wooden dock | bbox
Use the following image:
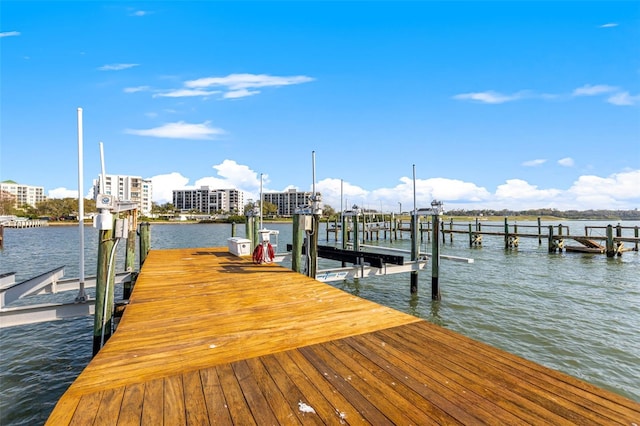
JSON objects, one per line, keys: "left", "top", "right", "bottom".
{"left": 47, "top": 247, "right": 640, "bottom": 424}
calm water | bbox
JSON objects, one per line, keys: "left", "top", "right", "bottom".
{"left": 1, "top": 221, "right": 639, "bottom": 424}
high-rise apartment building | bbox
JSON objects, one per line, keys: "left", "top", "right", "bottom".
{"left": 0, "top": 181, "right": 46, "bottom": 208}
{"left": 262, "top": 188, "right": 315, "bottom": 217}
{"left": 173, "top": 187, "right": 245, "bottom": 215}
{"left": 92, "top": 174, "right": 153, "bottom": 215}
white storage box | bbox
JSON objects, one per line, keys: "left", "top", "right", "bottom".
{"left": 227, "top": 237, "right": 252, "bottom": 256}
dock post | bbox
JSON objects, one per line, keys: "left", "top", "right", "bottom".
{"left": 635, "top": 226, "right": 639, "bottom": 251}
{"left": 469, "top": 223, "right": 473, "bottom": 247}
{"left": 341, "top": 215, "right": 348, "bottom": 249}
{"left": 431, "top": 211, "right": 441, "bottom": 300}
{"left": 291, "top": 215, "right": 304, "bottom": 273}
{"left": 245, "top": 215, "right": 253, "bottom": 249}
{"left": 139, "top": 222, "right": 150, "bottom": 267}
{"left": 449, "top": 218, "right": 453, "bottom": 243}
{"left": 504, "top": 217, "right": 509, "bottom": 249}
{"left": 606, "top": 225, "right": 615, "bottom": 258}
{"left": 538, "top": 217, "right": 542, "bottom": 244}
{"left": 0, "top": 225, "right": 4, "bottom": 250}
{"left": 548, "top": 225, "right": 555, "bottom": 253}
{"left": 93, "top": 215, "right": 116, "bottom": 356}
{"left": 410, "top": 211, "right": 419, "bottom": 294}
{"left": 123, "top": 211, "right": 137, "bottom": 300}
{"left": 309, "top": 213, "right": 319, "bottom": 278}
{"left": 353, "top": 212, "right": 360, "bottom": 252}
{"left": 441, "top": 220, "right": 445, "bottom": 244}
{"left": 231, "top": 222, "right": 236, "bottom": 237}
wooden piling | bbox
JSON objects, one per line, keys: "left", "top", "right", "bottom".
{"left": 231, "top": 222, "right": 236, "bottom": 237}
{"left": 93, "top": 215, "right": 116, "bottom": 356}
{"left": 353, "top": 214, "right": 360, "bottom": 252}
{"left": 504, "top": 218, "right": 509, "bottom": 249}
{"left": 431, "top": 213, "right": 441, "bottom": 300}
{"left": 635, "top": 226, "right": 639, "bottom": 251}
{"left": 410, "top": 212, "right": 418, "bottom": 294}
{"left": 548, "top": 225, "right": 555, "bottom": 253}
{"left": 537, "top": 217, "right": 542, "bottom": 244}
{"left": 291, "top": 215, "right": 304, "bottom": 273}
{"left": 308, "top": 214, "right": 320, "bottom": 278}
{"left": 123, "top": 212, "right": 137, "bottom": 300}
{"left": 341, "top": 215, "right": 348, "bottom": 249}
{"left": 139, "top": 222, "right": 150, "bottom": 267}
{"left": 449, "top": 218, "right": 454, "bottom": 243}
{"left": 606, "top": 225, "right": 615, "bottom": 258}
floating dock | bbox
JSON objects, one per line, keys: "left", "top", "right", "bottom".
{"left": 47, "top": 247, "right": 640, "bottom": 424}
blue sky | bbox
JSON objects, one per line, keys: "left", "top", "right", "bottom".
{"left": 2, "top": 1, "right": 639, "bottom": 212}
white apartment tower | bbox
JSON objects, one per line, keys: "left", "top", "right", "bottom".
{"left": 0, "top": 181, "right": 46, "bottom": 208}
{"left": 173, "top": 187, "right": 245, "bottom": 214}
{"left": 92, "top": 174, "right": 153, "bottom": 215}
{"left": 262, "top": 188, "right": 314, "bottom": 217}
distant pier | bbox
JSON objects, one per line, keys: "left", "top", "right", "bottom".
{"left": 1, "top": 219, "right": 49, "bottom": 228}
{"left": 326, "top": 216, "right": 640, "bottom": 257}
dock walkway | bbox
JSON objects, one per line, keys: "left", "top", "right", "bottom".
{"left": 47, "top": 247, "right": 640, "bottom": 424}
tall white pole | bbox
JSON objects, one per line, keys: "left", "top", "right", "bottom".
{"left": 76, "top": 108, "right": 87, "bottom": 302}
{"left": 99, "top": 142, "right": 106, "bottom": 194}
{"left": 412, "top": 164, "right": 417, "bottom": 214}
{"left": 259, "top": 173, "right": 263, "bottom": 229}
{"left": 312, "top": 150, "right": 316, "bottom": 196}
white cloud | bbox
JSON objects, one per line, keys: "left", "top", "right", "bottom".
{"left": 607, "top": 92, "right": 640, "bottom": 106}
{"left": 223, "top": 89, "right": 261, "bottom": 99}
{"left": 569, "top": 170, "right": 640, "bottom": 200}
{"left": 0, "top": 31, "right": 20, "bottom": 38}
{"left": 453, "top": 91, "right": 523, "bottom": 104}
{"left": 150, "top": 172, "right": 190, "bottom": 204}
{"left": 599, "top": 23, "right": 618, "bottom": 28}
{"left": 98, "top": 63, "right": 139, "bottom": 71}
{"left": 185, "top": 73, "right": 314, "bottom": 90}
{"left": 154, "top": 89, "right": 221, "bottom": 98}
{"left": 522, "top": 159, "right": 547, "bottom": 167}
{"left": 572, "top": 84, "right": 618, "bottom": 96}
{"left": 131, "top": 10, "right": 151, "bottom": 16}
{"left": 48, "top": 187, "right": 78, "bottom": 199}
{"left": 125, "top": 121, "right": 225, "bottom": 140}
{"left": 315, "top": 178, "right": 370, "bottom": 210}
{"left": 558, "top": 157, "right": 574, "bottom": 167}
{"left": 124, "top": 86, "right": 151, "bottom": 93}
{"left": 153, "top": 73, "right": 313, "bottom": 100}
{"left": 495, "top": 179, "right": 562, "bottom": 201}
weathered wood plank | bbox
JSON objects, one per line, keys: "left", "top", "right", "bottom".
{"left": 93, "top": 387, "right": 125, "bottom": 426}
{"left": 182, "top": 370, "right": 210, "bottom": 426}
{"left": 199, "top": 368, "right": 233, "bottom": 426}
{"left": 163, "top": 374, "right": 186, "bottom": 425}
{"left": 69, "top": 392, "right": 102, "bottom": 425}
{"left": 216, "top": 363, "right": 257, "bottom": 426}
{"left": 272, "top": 349, "right": 369, "bottom": 424}
{"left": 117, "top": 383, "right": 145, "bottom": 426}
{"left": 141, "top": 378, "right": 163, "bottom": 426}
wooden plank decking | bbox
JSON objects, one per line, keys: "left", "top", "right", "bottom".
{"left": 47, "top": 247, "right": 640, "bottom": 425}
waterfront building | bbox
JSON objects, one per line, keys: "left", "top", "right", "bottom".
{"left": 262, "top": 188, "right": 316, "bottom": 217}
{"left": 0, "top": 181, "right": 46, "bottom": 208}
{"left": 91, "top": 174, "right": 153, "bottom": 215}
{"left": 173, "top": 187, "right": 245, "bottom": 215}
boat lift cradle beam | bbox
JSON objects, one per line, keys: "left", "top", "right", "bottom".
{"left": 0, "top": 268, "right": 132, "bottom": 328}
